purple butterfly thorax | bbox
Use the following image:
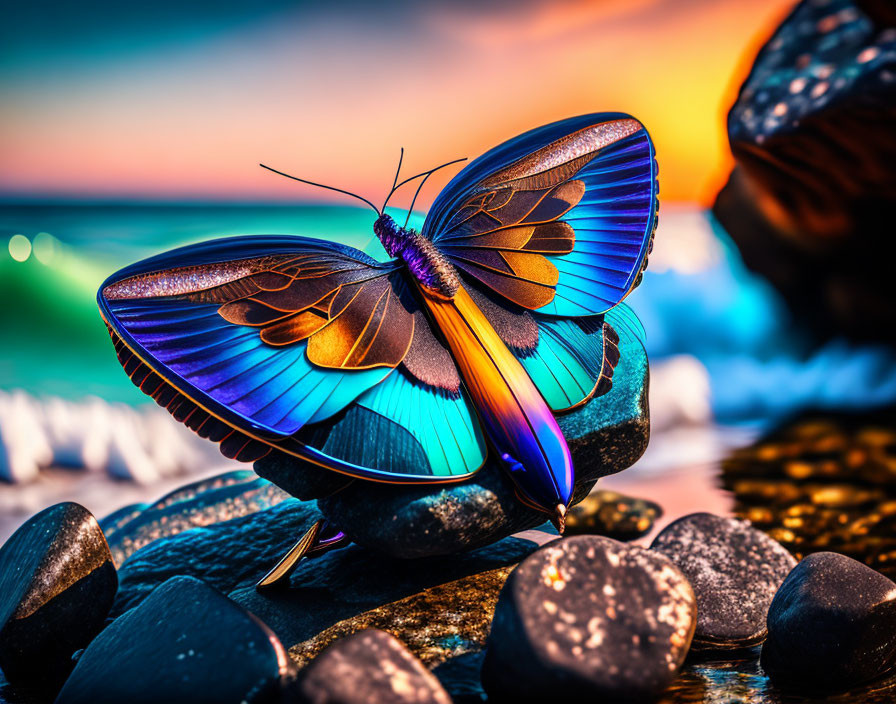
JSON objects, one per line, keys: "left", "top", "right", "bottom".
{"left": 374, "top": 214, "right": 459, "bottom": 298}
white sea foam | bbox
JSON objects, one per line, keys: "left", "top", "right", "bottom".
{"left": 0, "top": 389, "right": 234, "bottom": 485}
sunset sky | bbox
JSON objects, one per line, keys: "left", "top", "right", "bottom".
{"left": 1, "top": 0, "right": 793, "bottom": 208}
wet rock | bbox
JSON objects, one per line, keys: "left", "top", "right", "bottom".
{"left": 107, "top": 477, "right": 534, "bottom": 668}
{"left": 111, "top": 497, "right": 322, "bottom": 616}
{"left": 761, "top": 552, "right": 896, "bottom": 691}
{"left": 714, "top": 0, "right": 896, "bottom": 341}
{"left": 313, "top": 316, "right": 649, "bottom": 558}
{"left": 0, "top": 502, "right": 117, "bottom": 689}
{"left": 722, "top": 408, "right": 896, "bottom": 580}
{"left": 482, "top": 535, "right": 696, "bottom": 701}
{"left": 565, "top": 489, "right": 662, "bottom": 540}
{"left": 254, "top": 452, "right": 353, "bottom": 501}
{"left": 104, "top": 469, "right": 290, "bottom": 565}
{"left": 56, "top": 575, "right": 291, "bottom": 704}
{"left": 292, "top": 629, "right": 451, "bottom": 704}
{"left": 650, "top": 512, "right": 796, "bottom": 649}
{"left": 431, "top": 652, "right": 486, "bottom": 704}
{"left": 98, "top": 502, "right": 147, "bottom": 539}
{"left": 231, "top": 536, "right": 536, "bottom": 669}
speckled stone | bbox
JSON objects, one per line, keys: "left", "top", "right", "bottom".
{"left": 98, "top": 502, "right": 148, "bottom": 538}
{"left": 566, "top": 489, "right": 662, "bottom": 540}
{"left": 0, "top": 502, "right": 117, "bottom": 690}
{"left": 714, "top": 0, "right": 896, "bottom": 341}
{"left": 292, "top": 629, "right": 452, "bottom": 704}
{"left": 761, "top": 552, "right": 896, "bottom": 692}
{"left": 481, "top": 535, "right": 696, "bottom": 701}
{"left": 56, "top": 575, "right": 292, "bottom": 704}
{"left": 310, "top": 324, "right": 649, "bottom": 558}
{"left": 104, "top": 469, "right": 290, "bottom": 566}
{"left": 651, "top": 512, "right": 796, "bottom": 649}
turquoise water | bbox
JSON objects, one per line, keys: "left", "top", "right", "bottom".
{"left": 0, "top": 203, "right": 410, "bottom": 402}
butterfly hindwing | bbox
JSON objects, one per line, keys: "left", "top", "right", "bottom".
{"left": 424, "top": 113, "right": 658, "bottom": 317}
{"left": 99, "top": 234, "right": 485, "bottom": 483}
{"left": 296, "top": 369, "right": 486, "bottom": 479}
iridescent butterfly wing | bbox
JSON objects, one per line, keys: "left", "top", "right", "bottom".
{"left": 98, "top": 235, "right": 488, "bottom": 482}
{"left": 421, "top": 112, "right": 657, "bottom": 412}
{"left": 98, "top": 112, "right": 656, "bottom": 588}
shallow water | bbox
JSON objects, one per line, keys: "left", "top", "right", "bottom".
{"left": 663, "top": 658, "right": 896, "bottom": 704}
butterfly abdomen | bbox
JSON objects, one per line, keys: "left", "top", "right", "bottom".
{"left": 375, "top": 214, "right": 458, "bottom": 298}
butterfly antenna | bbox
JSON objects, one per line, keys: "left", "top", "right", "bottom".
{"left": 259, "top": 163, "right": 381, "bottom": 215}
{"left": 404, "top": 172, "right": 434, "bottom": 228}
{"left": 381, "top": 148, "right": 405, "bottom": 212}
{"left": 394, "top": 157, "right": 467, "bottom": 192}
{"left": 398, "top": 157, "right": 468, "bottom": 227}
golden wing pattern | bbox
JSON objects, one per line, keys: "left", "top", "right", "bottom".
{"left": 426, "top": 117, "right": 657, "bottom": 317}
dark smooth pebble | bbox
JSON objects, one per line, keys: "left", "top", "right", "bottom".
{"left": 482, "top": 535, "right": 695, "bottom": 700}
{"left": 761, "top": 551, "right": 896, "bottom": 691}
{"left": 0, "top": 502, "right": 117, "bottom": 690}
{"left": 651, "top": 512, "right": 796, "bottom": 648}
{"left": 293, "top": 629, "right": 452, "bottom": 704}
{"left": 56, "top": 575, "right": 292, "bottom": 704}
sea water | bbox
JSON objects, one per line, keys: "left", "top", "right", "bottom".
{"left": 0, "top": 203, "right": 398, "bottom": 401}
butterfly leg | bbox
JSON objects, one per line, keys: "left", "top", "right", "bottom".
{"left": 255, "top": 519, "right": 349, "bottom": 591}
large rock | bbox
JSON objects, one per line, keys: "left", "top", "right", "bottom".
{"left": 254, "top": 453, "right": 352, "bottom": 502}
{"left": 482, "top": 535, "right": 696, "bottom": 701}
{"left": 0, "top": 502, "right": 117, "bottom": 690}
{"left": 714, "top": 0, "right": 896, "bottom": 341}
{"left": 104, "top": 469, "right": 289, "bottom": 565}
{"left": 231, "top": 536, "right": 536, "bottom": 669}
{"left": 651, "top": 512, "right": 796, "bottom": 649}
{"left": 264, "top": 309, "right": 649, "bottom": 559}
{"left": 111, "top": 497, "right": 322, "bottom": 616}
{"left": 292, "top": 629, "right": 452, "bottom": 704}
{"left": 761, "top": 551, "right": 896, "bottom": 691}
{"left": 56, "top": 576, "right": 291, "bottom": 704}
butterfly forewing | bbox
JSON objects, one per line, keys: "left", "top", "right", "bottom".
{"left": 423, "top": 113, "right": 658, "bottom": 317}
{"left": 99, "top": 234, "right": 486, "bottom": 483}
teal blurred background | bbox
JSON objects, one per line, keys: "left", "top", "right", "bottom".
{"left": 0, "top": 205, "right": 380, "bottom": 402}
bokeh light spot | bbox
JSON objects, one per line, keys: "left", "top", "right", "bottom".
{"left": 8, "top": 234, "right": 32, "bottom": 262}
{"left": 32, "top": 232, "right": 58, "bottom": 265}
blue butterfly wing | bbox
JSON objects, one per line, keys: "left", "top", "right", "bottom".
{"left": 424, "top": 112, "right": 658, "bottom": 317}
{"left": 296, "top": 369, "right": 487, "bottom": 478}
{"left": 99, "top": 235, "right": 486, "bottom": 482}
{"left": 513, "top": 303, "right": 644, "bottom": 413}
{"left": 515, "top": 316, "right": 611, "bottom": 413}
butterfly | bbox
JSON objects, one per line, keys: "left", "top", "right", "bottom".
{"left": 98, "top": 112, "right": 657, "bottom": 585}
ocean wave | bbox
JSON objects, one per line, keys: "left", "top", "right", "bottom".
{"left": 0, "top": 389, "right": 238, "bottom": 484}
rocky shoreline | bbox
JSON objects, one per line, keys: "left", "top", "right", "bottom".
{"left": 3, "top": 467, "right": 896, "bottom": 702}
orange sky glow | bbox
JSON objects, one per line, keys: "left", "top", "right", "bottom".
{"left": 0, "top": 0, "right": 793, "bottom": 208}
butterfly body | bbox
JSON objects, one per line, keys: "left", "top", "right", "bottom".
{"left": 372, "top": 212, "right": 575, "bottom": 515}
{"left": 419, "top": 284, "right": 574, "bottom": 516}
{"left": 98, "top": 112, "right": 658, "bottom": 547}
{"left": 374, "top": 214, "right": 458, "bottom": 297}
